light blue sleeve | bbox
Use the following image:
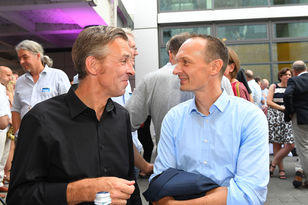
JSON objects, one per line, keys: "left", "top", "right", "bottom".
{"left": 57, "top": 70, "right": 71, "bottom": 95}
{"left": 150, "top": 109, "right": 177, "bottom": 181}
{"left": 11, "top": 81, "right": 22, "bottom": 113}
{"left": 227, "top": 108, "right": 269, "bottom": 205}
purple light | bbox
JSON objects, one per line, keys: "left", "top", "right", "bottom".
{"left": 61, "top": 7, "right": 108, "bottom": 28}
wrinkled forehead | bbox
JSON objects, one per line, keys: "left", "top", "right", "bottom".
{"left": 107, "top": 38, "right": 131, "bottom": 57}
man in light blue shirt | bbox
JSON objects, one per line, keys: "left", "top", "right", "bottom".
{"left": 151, "top": 35, "right": 269, "bottom": 205}
{"left": 12, "top": 40, "right": 70, "bottom": 136}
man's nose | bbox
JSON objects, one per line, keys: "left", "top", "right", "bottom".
{"left": 127, "top": 61, "right": 135, "bottom": 76}
{"left": 173, "top": 63, "right": 180, "bottom": 75}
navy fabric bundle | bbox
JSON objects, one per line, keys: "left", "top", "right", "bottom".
{"left": 143, "top": 168, "right": 219, "bottom": 201}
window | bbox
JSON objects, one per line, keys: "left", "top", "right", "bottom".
{"left": 158, "top": 20, "right": 308, "bottom": 82}
{"left": 272, "top": 42, "right": 308, "bottom": 61}
{"left": 159, "top": 26, "right": 211, "bottom": 66}
{"left": 217, "top": 24, "right": 267, "bottom": 41}
{"left": 271, "top": 0, "right": 308, "bottom": 5}
{"left": 274, "top": 22, "right": 308, "bottom": 38}
{"left": 159, "top": 0, "right": 210, "bottom": 12}
{"left": 214, "top": 0, "right": 268, "bottom": 9}
{"left": 228, "top": 44, "right": 270, "bottom": 64}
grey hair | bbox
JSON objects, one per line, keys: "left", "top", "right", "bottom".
{"left": 292, "top": 60, "right": 307, "bottom": 72}
{"left": 122, "top": 27, "right": 134, "bottom": 37}
{"left": 72, "top": 26, "right": 128, "bottom": 80}
{"left": 15, "top": 40, "right": 53, "bottom": 67}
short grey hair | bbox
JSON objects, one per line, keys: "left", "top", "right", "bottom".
{"left": 15, "top": 40, "right": 53, "bottom": 67}
{"left": 122, "top": 27, "right": 134, "bottom": 37}
{"left": 292, "top": 60, "right": 307, "bottom": 72}
{"left": 72, "top": 26, "right": 128, "bottom": 80}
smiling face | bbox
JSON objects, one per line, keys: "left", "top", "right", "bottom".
{"left": 173, "top": 38, "right": 215, "bottom": 92}
{"left": 280, "top": 70, "right": 292, "bottom": 84}
{"left": 95, "top": 37, "right": 135, "bottom": 97}
{"left": 17, "top": 49, "right": 41, "bottom": 73}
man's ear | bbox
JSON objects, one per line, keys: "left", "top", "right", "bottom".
{"left": 211, "top": 59, "right": 223, "bottom": 75}
{"left": 85, "top": 56, "right": 98, "bottom": 76}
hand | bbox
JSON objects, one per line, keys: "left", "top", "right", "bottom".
{"left": 100, "top": 177, "right": 135, "bottom": 204}
{"left": 153, "top": 196, "right": 174, "bottom": 205}
{"left": 143, "top": 163, "right": 154, "bottom": 175}
{"left": 67, "top": 177, "right": 135, "bottom": 205}
{"left": 280, "top": 105, "right": 285, "bottom": 111}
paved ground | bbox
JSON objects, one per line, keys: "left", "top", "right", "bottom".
{"left": 137, "top": 156, "right": 308, "bottom": 205}
{"left": 1, "top": 156, "right": 307, "bottom": 204}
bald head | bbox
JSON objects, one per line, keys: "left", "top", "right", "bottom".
{"left": 260, "top": 79, "right": 269, "bottom": 90}
{"left": 292, "top": 60, "right": 307, "bottom": 76}
{"left": 0, "top": 66, "right": 13, "bottom": 86}
{"left": 245, "top": 69, "right": 254, "bottom": 80}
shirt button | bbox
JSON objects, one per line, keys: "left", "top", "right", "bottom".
{"left": 204, "top": 139, "right": 208, "bottom": 143}
{"left": 203, "top": 160, "right": 207, "bottom": 165}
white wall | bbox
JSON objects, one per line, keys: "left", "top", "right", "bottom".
{"left": 134, "top": 0, "right": 158, "bottom": 86}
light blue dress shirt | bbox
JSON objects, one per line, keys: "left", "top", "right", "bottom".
{"left": 152, "top": 91, "right": 269, "bottom": 205}
{"left": 12, "top": 65, "right": 71, "bottom": 119}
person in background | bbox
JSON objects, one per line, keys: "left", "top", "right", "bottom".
{"left": 126, "top": 33, "right": 233, "bottom": 147}
{"left": 255, "top": 76, "right": 261, "bottom": 85}
{"left": 7, "top": 26, "right": 142, "bottom": 205}
{"left": 236, "top": 68, "right": 253, "bottom": 103}
{"left": 3, "top": 71, "right": 18, "bottom": 185}
{"left": 284, "top": 60, "right": 308, "bottom": 188}
{"left": 268, "top": 67, "right": 294, "bottom": 179}
{"left": 0, "top": 66, "right": 13, "bottom": 197}
{"left": 151, "top": 34, "right": 269, "bottom": 204}
{"left": 245, "top": 69, "right": 262, "bottom": 107}
{"left": 12, "top": 40, "right": 71, "bottom": 138}
{"left": 223, "top": 47, "right": 250, "bottom": 101}
{"left": 260, "top": 78, "right": 269, "bottom": 115}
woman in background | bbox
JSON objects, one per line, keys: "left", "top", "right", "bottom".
{"left": 267, "top": 67, "right": 294, "bottom": 179}
{"left": 224, "top": 47, "right": 250, "bottom": 100}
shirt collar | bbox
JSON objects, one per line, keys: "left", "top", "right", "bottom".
{"left": 65, "top": 87, "right": 115, "bottom": 119}
{"left": 189, "top": 91, "right": 229, "bottom": 116}
{"left": 298, "top": 71, "right": 308, "bottom": 76}
{"left": 25, "top": 65, "right": 49, "bottom": 79}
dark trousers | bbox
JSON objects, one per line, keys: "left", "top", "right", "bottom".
{"left": 138, "top": 116, "right": 153, "bottom": 162}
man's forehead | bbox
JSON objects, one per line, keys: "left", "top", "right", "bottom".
{"left": 17, "top": 49, "right": 31, "bottom": 56}
{"left": 0, "top": 66, "right": 12, "bottom": 73}
{"left": 177, "top": 40, "right": 205, "bottom": 58}
{"left": 107, "top": 38, "right": 131, "bottom": 56}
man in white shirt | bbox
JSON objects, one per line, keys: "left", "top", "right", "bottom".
{"left": 0, "top": 66, "right": 13, "bottom": 195}
{"left": 245, "top": 69, "right": 262, "bottom": 108}
{"left": 12, "top": 40, "right": 71, "bottom": 137}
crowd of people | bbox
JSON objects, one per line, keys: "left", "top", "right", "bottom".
{"left": 0, "top": 26, "right": 307, "bottom": 205}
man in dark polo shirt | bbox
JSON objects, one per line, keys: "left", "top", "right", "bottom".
{"left": 7, "top": 26, "right": 142, "bottom": 205}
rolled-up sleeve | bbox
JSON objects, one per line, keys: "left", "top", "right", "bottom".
{"left": 227, "top": 109, "right": 269, "bottom": 205}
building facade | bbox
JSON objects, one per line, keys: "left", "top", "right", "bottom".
{"left": 134, "top": 0, "right": 308, "bottom": 84}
